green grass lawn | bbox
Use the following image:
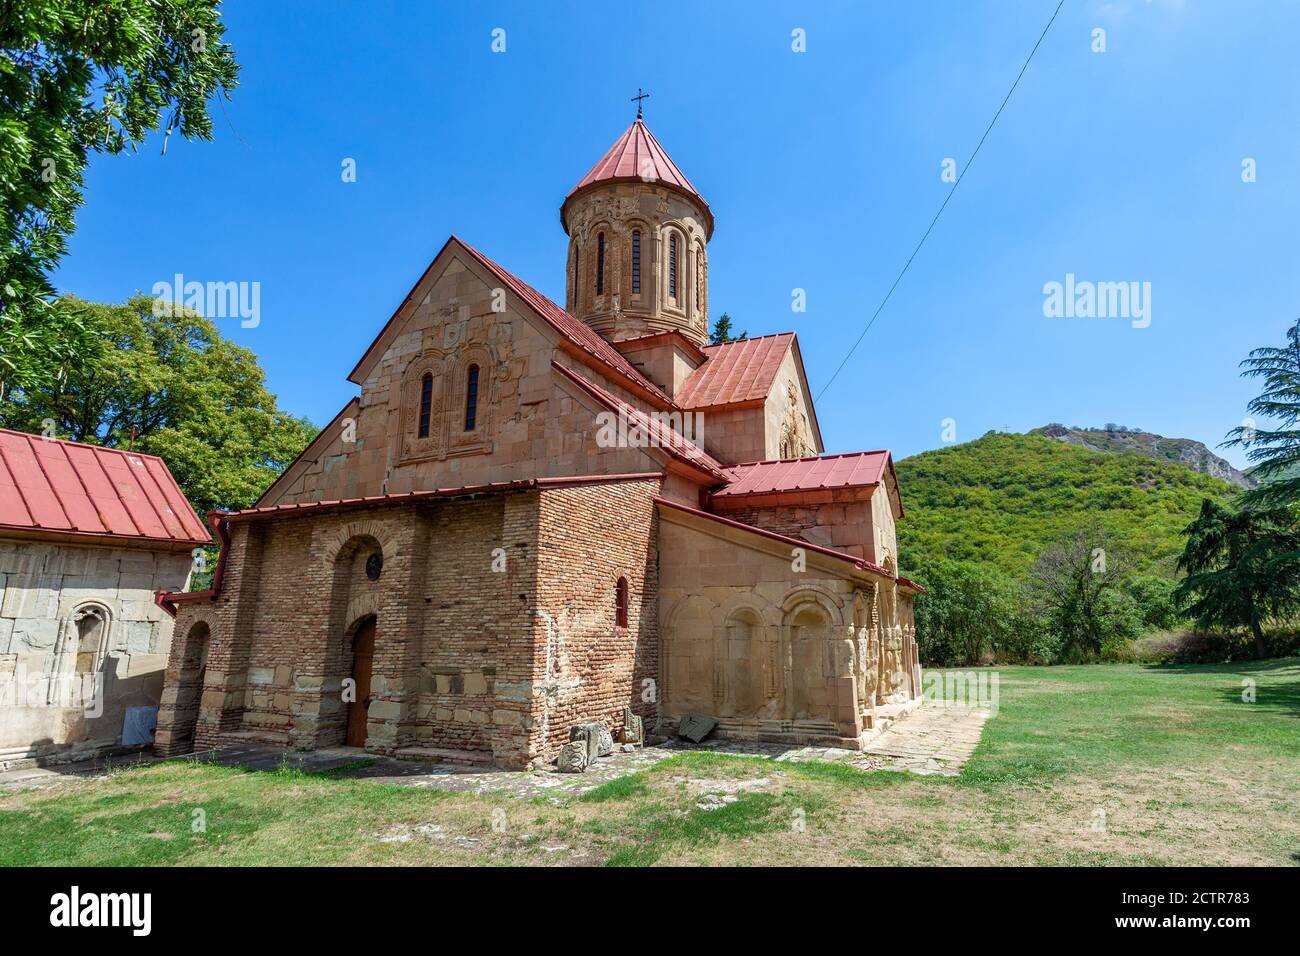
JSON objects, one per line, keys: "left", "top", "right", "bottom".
{"left": 2, "top": 658, "right": 1297, "bottom": 866}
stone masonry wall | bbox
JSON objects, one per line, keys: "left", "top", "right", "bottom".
{"left": 719, "top": 497, "right": 878, "bottom": 563}
{"left": 261, "top": 252, "right": 668, "bottom": 508}
{"left": 0, "top": 536, "right": 192, "bottom": 758}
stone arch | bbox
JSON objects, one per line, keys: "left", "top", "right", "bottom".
{"left": 318, "top": 520, "right": 398, "bottom": 569}
{"left": 720, "top": 603, "right": 770, "bottom": 718}
{"left": 586, "top": 219, "right": 615, "bottom": 306}
{"left": 398, "top": 349, "right": 449, "bottom": 461}
{"left": 661, "top": 594, "right": 713, "bottom": 714}
{"left": 780, "top": 585, "right": 845, "bottom": 627}
{"left": 782, "top": 595, "right": 835, "bottom": 721}
{"left": 625, "top": 218, "right": 650, "bottom": 300}
{"left": 447, "top": 342, "right": 495, "bottom": 456}
{"left": 49, "top": 600, "right": 112, "bottom": 707}
{"left": 167, "top": 620, "right": 211, "bottom": 751}
{"left": 343, "top": 591, "right": 382, "bottom": 637}
{"left": 310, "top": 529, "right": 390, "bottom": 746}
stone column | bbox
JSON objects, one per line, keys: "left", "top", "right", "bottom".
{"left": 829, "top": 628, "right": 861, "bottom": 739}
{"left": 780, "top": 624, "right": 794, "bottom": 720}
{"left": 364, "top": 512, "right": 418, "bottom": 753}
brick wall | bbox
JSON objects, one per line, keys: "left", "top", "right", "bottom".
{"left": 158, "top": 478, "right": 660, "bottom": 769}
{"left": 531, "top": 478, "right": 660, "bottom": 759}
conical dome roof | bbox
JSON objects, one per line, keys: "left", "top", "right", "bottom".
{"left": 568, "top": 118, "right": 702, "bottom": 199}
{"left": 562, "top": 118, "right": 712, "bottom": 237}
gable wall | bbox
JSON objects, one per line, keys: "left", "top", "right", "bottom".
{"left": 689, "top": 348, "right": 821, "bottom": 467}
{"left": 262, "top": 254, "right": 677, "bottom": 506}
{"left": 762, "top": 347, "right": 820, "bottom": 460}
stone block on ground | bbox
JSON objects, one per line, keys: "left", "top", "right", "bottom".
{"left": 569, "top": 721, "right": 614, "bottom": 757}
{"left": 556, "top": 740, "right": 589, "bottom": 773}
{"left": 618, "top": 706, "right": 644, "bottom": 745}
{"left": 678, "top": 713, "right": 718, "bottom": 744}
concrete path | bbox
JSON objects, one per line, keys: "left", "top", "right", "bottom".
{"left": 0, "top": 703, "right": 992, "bottom": 797}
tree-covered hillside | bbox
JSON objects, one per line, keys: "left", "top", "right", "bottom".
{"left": 895, "top": 432, "right": 1239, "bottom": 578}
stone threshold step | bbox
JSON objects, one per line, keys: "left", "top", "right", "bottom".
{"left": 0, "top": 743, "right": 150, "bottom": 773}
{"left": 393, "top": 746, "right": 495, "bottom": 768}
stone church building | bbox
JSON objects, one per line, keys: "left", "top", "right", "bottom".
{"left": 154, "top": 117, "right": 924, "bottom": 768}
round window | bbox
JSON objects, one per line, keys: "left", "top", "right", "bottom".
{"left": 365, "top": 552, "right": 383, "bottom": 581}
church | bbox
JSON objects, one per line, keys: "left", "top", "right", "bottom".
{"left": 153, "top": 112, "right": 925, "bottom": 769}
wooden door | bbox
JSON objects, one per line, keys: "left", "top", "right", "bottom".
{"left": 346, "top": 619, "right": 376, "bottom": 747}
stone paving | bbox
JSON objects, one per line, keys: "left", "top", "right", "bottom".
{"left": 0, "top": 703, "right": 992, "bottom": 797}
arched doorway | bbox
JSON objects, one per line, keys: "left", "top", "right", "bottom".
{"left": 345, "top": 617, "right": 376, "bottom": 747}
{"left": 170, "top": 621, "right": 210, "bottom": 751}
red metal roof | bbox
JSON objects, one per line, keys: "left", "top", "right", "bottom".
{"left": 568, "top": 119, "right": 701, "bottom": 201}
{"left": 551, "top": 361, "right": 729, "bottom": 482}
{"left": 0, "top": 428, "right": 210, "bottom": 546}
{"left": 223, "top": 473, "right": 663, "bottom": 522}
{"left": 715, "top": 451, "right": 892, "bottom": 498}
{"left": 676, "top": 333, "right": 795, "bottom": 409}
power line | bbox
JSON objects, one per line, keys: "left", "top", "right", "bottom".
{"left": 816, "top": 0, "right": 1066, "bottom": 401}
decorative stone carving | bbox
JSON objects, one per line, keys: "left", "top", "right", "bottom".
{"left": 398, "top": 340, "right": 499, "bottom": 463}
{"left": 569, "top": 720, "right": 614, "bottom": 757}
{"left": 619, "top": 706, "right": 643, "bottom": 745}
{"left": 557, "top": 740, "right": 589, "bottom": 773}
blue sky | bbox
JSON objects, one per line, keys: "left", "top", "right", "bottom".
{"left": 55, "top": 0, "right": 1300, "bottom": 468}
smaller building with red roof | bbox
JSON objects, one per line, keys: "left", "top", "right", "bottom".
{"left": 0, "top": 429, "right": 206, "bottom": 763}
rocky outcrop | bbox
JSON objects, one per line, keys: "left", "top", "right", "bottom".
{"left": 1032, "top": 424, "right": 1256, "bottom": 489}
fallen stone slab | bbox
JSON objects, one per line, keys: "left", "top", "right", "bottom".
{"left": 677, "top": 714, "right": 718, "bottom": 744}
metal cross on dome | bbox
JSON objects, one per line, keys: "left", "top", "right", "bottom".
{"left": 631, "top": 87, "right": 650, "bottom": 119}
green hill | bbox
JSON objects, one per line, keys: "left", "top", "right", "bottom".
{"left": 895, "top": 432, "right": 1240, "bottom": 577}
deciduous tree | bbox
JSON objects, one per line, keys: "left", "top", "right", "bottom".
{"left": 0, "top": 295, "right": 316, "bottom": 517}
{"left": 0, "top": 0, "right": 239, "bottom": 396}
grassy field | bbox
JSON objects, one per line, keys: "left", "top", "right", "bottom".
{"left": 2, "top": 659, "right": 1297, "bottom": 866}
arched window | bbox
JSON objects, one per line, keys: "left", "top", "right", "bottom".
{"left": 418, "top": 372, "right": 433, "bottom": 439}
{"left": 464, "top": 364, "right": 479, "bottom": 432}
{"left": 595, "top": 232, "right": 605, "bottom": 295}
{"left": 616, "top": 576, "right": 629, "bottom": 628}
{"left": 668, "top": 234, "right": 678, "bottom": 299}
{"left": 573, "top": 245, "right": 580, "bottom": 310}
{"left": 631, "top": 230, "right": 641, "bottom": 294}
{"left": 74, "top": 607, "right": 107, "bottom": 676}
